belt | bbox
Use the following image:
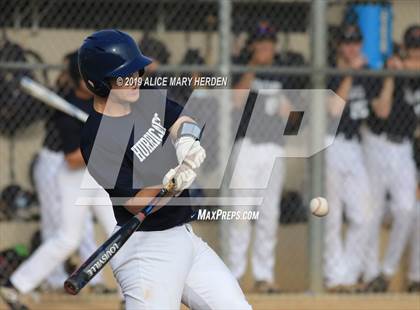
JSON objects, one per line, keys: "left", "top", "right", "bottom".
{"left": 384, "top": 133, "right": 408, "bottom": 144}
{"left": 370, "top": 131, "right": 410, "bottom": 144}
{"left": 337, "top": 132, "right": 360, "bottom": 141}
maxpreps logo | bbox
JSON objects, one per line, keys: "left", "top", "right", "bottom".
{"left": 197, "top": 209, "right": 260, "bottom": 220}
{"left": 86, "top": 243, "right": 120, "bottom": 277}
{"left": 131, "top": 113, "right": 166, "bottom": 162}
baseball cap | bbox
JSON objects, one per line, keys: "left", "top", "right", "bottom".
{"left": 338, "top": 24, "right": 363, "bottom": 43}
{"left": 404, "top": 25, "right": 420, "bottom": 49}
{"left": 66, "top": 51, "right": 81, "bottom": 85}
{"left": 139, "top": 35, "right": 170, "bottom": 64}
{"left": 249, "top": 21, "right": 277, "bottom": 43}
{"left": 181, "top": 49, "right": 205, "bottom": 65}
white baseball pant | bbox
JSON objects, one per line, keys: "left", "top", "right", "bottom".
{"left": 11, "top": 166, "right": 116, "bottom": 293}
{"left": 33, "top": 148, "right": 68, "bottom": 287}
{"left": 111, "top": 223, "right": 251, "bottom": 310}
{"left": 226, "top": 138, "right": 284, "bottom": 282}
{"left": 362, "top": 130, "right": 416, "bottom": 281}
{"left": 34, "top": 149, "right": 105, "bottom": 287}
{"left": 324, "top": 135, "right": 372, "bottom": 287}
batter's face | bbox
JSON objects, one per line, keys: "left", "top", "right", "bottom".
{"left": 339, "top": 41, "right": 362, "bottom": 62}
{"left": 109, "top": 71, "right": 140, "bottom": 103}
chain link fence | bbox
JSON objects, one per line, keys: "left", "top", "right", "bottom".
{"left": 0, "top": 0, "right": 419, "bottom": 298}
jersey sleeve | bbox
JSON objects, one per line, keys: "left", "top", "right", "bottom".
{"left": 365, "top": 76, "right": 383, "bottom": 100}
{"left": 327, "top": 76, "right": 342, "bottom": 92}
{"left": 164, "top": 97, "right": 203, "bottom": 132}
{"left": 55, "top": 113, "right": 83, "bottom": 154}
{"left": 163, "top": 98, "right": 184, "bottom": 130}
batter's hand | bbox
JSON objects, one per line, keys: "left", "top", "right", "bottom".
{"left": 163, "top": 164, "right": 197, "bottom": 192}
{"left": 175, "top": 136, "right": 206, "bottom": 169}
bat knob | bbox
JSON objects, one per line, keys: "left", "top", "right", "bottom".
{"left": 64, "top": 278, "right": 80, "bottom": 295}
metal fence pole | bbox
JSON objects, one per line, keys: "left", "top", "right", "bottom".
{"left": 219, "top": 0, "right": 232, "bottom": 138}
{"left": 309, "top": 0, "right": 327, "bottom": 293}
{"left": 218, "top": 0, "right": 232, "bottom": 258}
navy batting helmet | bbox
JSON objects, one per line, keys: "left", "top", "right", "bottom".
{"left": 78, "top": 29, "right": 152, "bottom": 97}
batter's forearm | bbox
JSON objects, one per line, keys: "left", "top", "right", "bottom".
{"left": 169, "top": 116, "right": 196, "bottom": 141}
{"left": 125, "top": 186, "right": 171, "bottom": 215}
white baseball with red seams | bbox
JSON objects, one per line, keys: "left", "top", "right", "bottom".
{"left": 310, "top": 197, "right": 329, "bottom": 217}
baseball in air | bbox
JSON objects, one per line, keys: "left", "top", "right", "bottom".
{"left": 310, "top": 197, "right": 329, "bottom": 217}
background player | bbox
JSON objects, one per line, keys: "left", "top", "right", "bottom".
{"left": 33, "top": 51, "right": 113, "bottom": 292}
{"left": 402, "top": 24, "right": 420, "bottom": 293}
{"left": 323, "top": 24, "right": 374, "bottom": 292}
{"left": 78, "top": 29, "right": 251, "bottom": 310}
{"left": 0, "top": 53, "right": 116, "bottom": 310}
{"left": 226, "top": 22, "right": 305, "bottom": 293}
{"left": 363, "top": 24, "right": 418, "bottom": 292}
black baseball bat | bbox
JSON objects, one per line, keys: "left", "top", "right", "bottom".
{"left": 64, "top": 181, "right": 175, "bottom": 295}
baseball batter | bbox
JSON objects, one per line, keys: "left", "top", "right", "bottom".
{"left": 363, "top": 25, "right": 419, "bottom": 292}
{"left": 324, "top": 24, "right": 376, "bottom": 292}
{"left": 77, "top": 30, "right": 250, "bottom": 309}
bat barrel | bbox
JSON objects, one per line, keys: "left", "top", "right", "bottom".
{"left": 63, "top": 216, "right": 142, "bottom": 294}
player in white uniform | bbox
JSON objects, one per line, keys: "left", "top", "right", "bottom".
{"left": 227, "top": 23, "right": 305, "bottom": 293}
{"left": 363, "top": 25, "right": 418, "bottom": 292}
{"left": 323, "top": 24, "right": 375, "bottom": 292}
{"left": 0, "top": 54, "right": 116, "bottom": 310}
{"left": 401, "top": 25, "right": 420, "bottom": 293}
{"left": 33, "top": 52, "right": 112, "bottom": 291}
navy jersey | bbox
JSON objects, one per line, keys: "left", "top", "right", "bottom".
{"left": 42, "top": 114, "right": 62, "bottom": 152}
{"left": 367, "top": 77, "right": 418, "bottom": 140}
{"left": 233, "top": 56, "right": 308, "bottom": 145}
{"left": 42, "top": 88, "right": 74, "bottom": 152}
{"left": 54, "top": 91, "right": 93, "bottom": 154}
{"left": 328, "top": 71, "right": 380, "bottom": 139}
{"left": 80, "top": 90, "right": 195, "bottom": 231}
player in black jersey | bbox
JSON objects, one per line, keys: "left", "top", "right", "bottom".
{"left": 363, "top": 25, "right": 419, "bottom": 293}
{"left": 227, "top": 21, "right": 306, "bottom": 294}
{"left": 324, "top": 24, "right": 377, "bottom": 293}
{"left": 78, "top": 30, "right": 251, "bottom": 309}
{"left": 0, "top": 51, "right": 116, "bottom": 310}
{"left": 401, "top": 25, "right": 420, "bottom": 293}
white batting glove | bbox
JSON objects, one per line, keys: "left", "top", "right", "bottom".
{"left": 162, "top": 164, "right": 197, "bottom": 192}
{"left": 174, "top": 136, "right": 206, "bottom": 169}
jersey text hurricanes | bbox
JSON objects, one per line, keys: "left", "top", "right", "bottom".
{"left": 131, "top": 113, "right": 166, "bottom": 162}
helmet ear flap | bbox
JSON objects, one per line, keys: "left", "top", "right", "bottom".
{"left": 86, "top": 78, "right": 111, "bottom": 97}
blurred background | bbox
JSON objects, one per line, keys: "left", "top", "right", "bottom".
{"left": 0, "top": 0, "right": 419, "bottom": 309}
